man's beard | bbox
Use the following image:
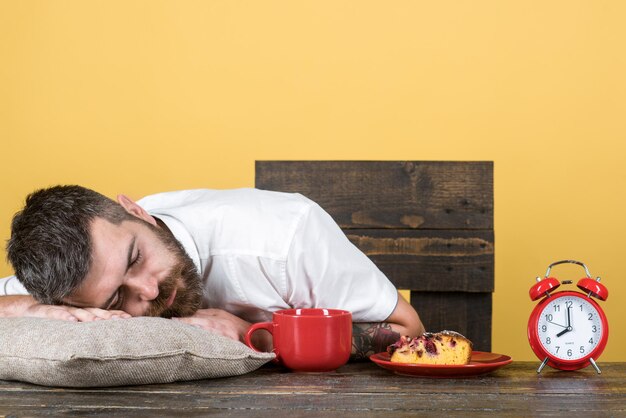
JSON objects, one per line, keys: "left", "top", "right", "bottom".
{"left": 143, "top": 222, "right": 203, "bottom": 318}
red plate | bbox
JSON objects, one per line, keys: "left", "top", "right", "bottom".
{"left": 370, "top": 351, "right": 512, "bottom": 378}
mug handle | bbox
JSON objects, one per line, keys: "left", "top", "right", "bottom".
{"left": 245, "top": 322, "right": 275, "bottom": 353}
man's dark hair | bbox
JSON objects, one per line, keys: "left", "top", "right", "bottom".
{"left": 6, "top": 185, "right": 135, "bottom": 304}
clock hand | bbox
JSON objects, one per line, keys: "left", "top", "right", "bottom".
{"left": 547, "top": 320, "right": 566, "bottom": 329}
{"left": 556, "top": 327, "right": 569, "bottom": 337}
{"left": 556, "top": 307, "right": 573, "bottom": 337}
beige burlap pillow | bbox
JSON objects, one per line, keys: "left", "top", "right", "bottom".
{"left": 0, "top": 317, "right": 274, "bottom": 387}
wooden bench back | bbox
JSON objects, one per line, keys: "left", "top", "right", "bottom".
{"left": 255, "top": 161, "right": 494, "bottom": 351}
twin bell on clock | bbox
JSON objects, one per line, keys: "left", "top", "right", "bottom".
{"left": 527, "top": 260, "right": 609, "bottom": 374}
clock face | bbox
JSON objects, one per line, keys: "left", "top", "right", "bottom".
{"left": 536, "top": 294, "right": 603, "bottom": 361}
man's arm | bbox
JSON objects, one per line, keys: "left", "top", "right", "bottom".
{"left": 176, "top": 293, "right": 424, "bottom": 359}
{"left": 0, "top": 276, "right": 81, "bottom": 320}
{"left": 351, "top": 292, "right": 424, "bottom": 360}
{"left": 0, "top": 295, "right": 131, "bottom": 321}
{"left": 0, "top": 295, "right": 40, "bottom": 317}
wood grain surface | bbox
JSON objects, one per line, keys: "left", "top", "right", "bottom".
{"left": 1, "top": 362, "right": 624, "bottom": 417}
{"left": 256, "top": 161, "right": 493, "bottom": 230}
{"left": 345, "top": 229, "right": 494, "bottom": 292}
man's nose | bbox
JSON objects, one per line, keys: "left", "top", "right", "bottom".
{"left": 127, "top": 275, "right": 159, "bottom": 301}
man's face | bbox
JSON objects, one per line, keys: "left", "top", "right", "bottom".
{"left": 65, "top": 217, "right": 203, "bottom": 317}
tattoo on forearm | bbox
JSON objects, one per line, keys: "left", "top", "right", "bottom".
{"left": 351, "top": 322, "right": 401, "bottom": 361}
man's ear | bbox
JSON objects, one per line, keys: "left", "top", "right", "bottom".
{"left": 117, "top": 194, "right": 158, "bottom": 226}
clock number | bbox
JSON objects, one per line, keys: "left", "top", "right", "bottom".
{"left": 580, "top": 346, "right": 585, "bottom": 354}
{"left": 555, "top": 346, "right": 560, "bottom": 353}
{"left": 567, "top": 349, "right": 573, "bottom": 357}
{"left": 565, "top": 301, "right": 573, "bottom": 308}
{"left": 592, "top": 325, "right": 597, "bottom": 333}
{"left": 588, "top": 312, "right": 593, "bottom": 320}
{"left": 541, "top": 325, "right": 547, "bottom": 332}
{"left": 553, "top": 304, "right": 560, "bottom": 312}
{"left": 546, "top": 337, "right": 551, "bottom": 345}
{"left": 589, "top": 338, "right": 593, "bottom": 344}
{"left": 545, "top": 314, "right": 553, "bottom": 322}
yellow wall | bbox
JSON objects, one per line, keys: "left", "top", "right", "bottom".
{"left": 1, "top": 1, "right": 624, "bottom": 362}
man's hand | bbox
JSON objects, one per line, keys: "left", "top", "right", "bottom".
{"left": 24, "top": 303, "right": 132, "bottom": 322}
{"left": 173, "top": 309, "right": 253, "bottom": 342}
{"left": 351, "top": 291, "right": 424, "bottom": 361}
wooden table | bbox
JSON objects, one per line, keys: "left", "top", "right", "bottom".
{"left": 1, "top": 362, "right": 624, "bottom": 417}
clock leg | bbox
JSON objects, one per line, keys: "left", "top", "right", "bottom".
{"left": 537, "top": 357, "right": 549, "bottom": 374}
{"left": 589, "top": 357, "right": 602, "bottom": 374}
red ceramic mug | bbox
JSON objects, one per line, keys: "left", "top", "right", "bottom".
{"left": 245, "top": 308, "right": 352, "bottom": 372}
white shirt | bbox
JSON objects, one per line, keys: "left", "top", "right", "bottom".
{"left": 0, "top": 275, "right": 27, "bottom": 295}
{"left": 1, "top": 188, "right": 398, "bottom": 323}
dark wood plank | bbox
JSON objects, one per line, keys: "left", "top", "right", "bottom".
{"left": 1, "top": 363, "right": 624, "bottom": 416}
{"left": 255, "top": 161, "right": 494, "bottom": 230}
{"left": 410, "top": 291, "right": 492, "bottom": 351}
{"left": 347, "top": 229, "right": 494, "bottom": 292}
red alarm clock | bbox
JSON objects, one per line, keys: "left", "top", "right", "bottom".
{"left": 528, "top": 260, "right": 609, "bottom": 374}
